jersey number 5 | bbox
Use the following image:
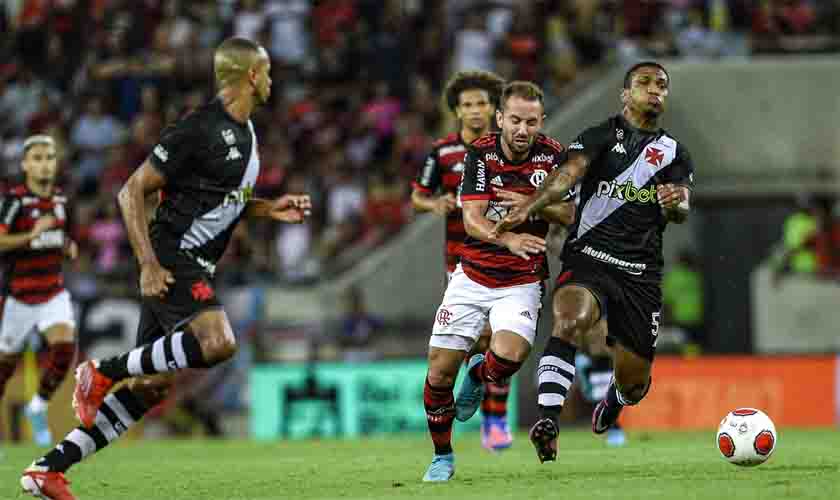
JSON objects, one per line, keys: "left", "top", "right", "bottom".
{"left": 650, "top": 312, "right": 661, "bottom": 347}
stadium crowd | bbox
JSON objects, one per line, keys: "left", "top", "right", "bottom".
{"left": 1, "top": 0, "right": 838, "bottom": 290}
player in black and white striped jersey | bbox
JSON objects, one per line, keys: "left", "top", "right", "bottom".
{"left": 21, "top": 37, "right": 312, "bottom": 500}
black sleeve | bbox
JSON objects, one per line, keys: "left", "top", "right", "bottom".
{"left": 147, "top": 116, "right": 199, "bottom": 181}
{"left": 567, "top": 123, "right": 611, "bottom": 175}
{"left": 661, "top": 143, "right": 695, "bottom": 190}
{"left": 413, "top": 148, "right": 441, "bottom": 194}
{"left": 0, "top": 192, "right": 21, "bottom": 233}
{"left": 459, "top": 149, "right": 491, "bottom": 201}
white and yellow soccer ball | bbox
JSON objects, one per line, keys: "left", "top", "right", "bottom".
{"left": 716, "top": 408, "right": 777, "bottom": 466}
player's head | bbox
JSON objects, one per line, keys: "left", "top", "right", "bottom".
{"left": 496, "top": 81, "right": 545, "bottom": 156}
{"left": 621, "top": 61, "right": 669, "bottom": 118}
{"left": 214, "top": 37, "right": 272, "bottom": 104}
{"left": 444, "top": 70, "right": 504, "bottom": 135}
{"left": 21, "top": 135, "right": 58, "bottom": 188}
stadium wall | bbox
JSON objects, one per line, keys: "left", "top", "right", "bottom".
{"left": 620, "top": 355, "right": 838, "bottom": 430}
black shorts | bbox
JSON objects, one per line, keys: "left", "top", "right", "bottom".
{"left": 136, "top": 268, "right": 222, "bottom": 347}
{"left": 555, "top": 253, "right": 661, "bottom": 361}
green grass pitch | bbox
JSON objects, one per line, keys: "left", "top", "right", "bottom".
{"left": 2, "top": 429, "right": 838, "bottom": 499}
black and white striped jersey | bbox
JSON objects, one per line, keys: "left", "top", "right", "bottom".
{"left": 564, "top": 115, "right": 694, "bottom": 279}
{"left": 147, "top": 98, "right": 260, "bottom": 275}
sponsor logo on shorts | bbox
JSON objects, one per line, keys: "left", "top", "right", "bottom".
{"left": 519, "top": 310, "right": 533, "bottom": 320}
{"left": 436, "top": 307, "right": 452, "bottom": 326}
{"left": 582, "top": 245, "right": 646, "bottom": 275}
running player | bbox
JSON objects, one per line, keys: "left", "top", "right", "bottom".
{"left": 494, "top": 62, "right": 693, "bottom": 462}
{"left": 21, "top": 37, "right": 312, "bottom": 499}
{"left": 422, "top": 81, "right": 572, "bottom": 481}
{"left": 412, "top": 70, "right": 519, "bottom": 451}
{"left": 0, "top": 135, "right": 78, "bottom": 447}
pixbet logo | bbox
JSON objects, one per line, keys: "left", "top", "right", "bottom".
{"left": 596, "top": 180, "right": 658, "bottom": 204}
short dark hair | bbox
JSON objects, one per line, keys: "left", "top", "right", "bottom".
{"left": 623, "top": 61, "right": 669, "bottom": 89}
{"left": 499, "top": 81, "right": 544, "bottom": 111}
{"left": 443, "top": 70, "right": 505, "bottom": 112}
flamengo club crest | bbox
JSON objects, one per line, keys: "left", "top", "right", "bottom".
{"left": 436, "top": 307, "right": 452, "bottom": 326}
{"left": 530, "top": 169, "right": 548, "bottom": 187}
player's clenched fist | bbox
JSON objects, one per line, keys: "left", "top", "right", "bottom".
{"left": 656, "top": 183, "right": 686, "bottom": 210}
{"left": 140, "top": 261, "right": 175, "bottom": 298}
{"left": 270, "top": 194, "right": 312, "bottom": 223}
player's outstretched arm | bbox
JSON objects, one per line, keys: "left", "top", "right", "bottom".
{"left": 0, "top": 215, "right": 55, "bottom": 252}
{"left": 658, "top": 184, "right": 690, "bottom": 224}
{"left": 463, "top": 200, "right": 546, "bottom": 260}
{"left": 492, "top": 153, "right": 589, "bottom": 236}
{"left": 246, "top": 194, "right": 312, "bottom": 223}
{"left": 118, "top": 160, "right": 174, "bottom": 298}
{"left": 495, "top": 189, "right": 576, "bottom": 226}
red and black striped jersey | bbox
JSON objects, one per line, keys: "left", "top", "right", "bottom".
{"left": 0, "top": 184, "right": 68, "bottom": 304}
{"left": 412, "top": 132, "right": 469, "bottom": 271}
{"left": 459, "top": 133, "right": 567, "bottom": 288}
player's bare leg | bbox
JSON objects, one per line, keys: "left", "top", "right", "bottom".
{"left": 592, "top": 342, "right": 652, "bottom": 435}
{"left": 23, "top": 373, "right": 174, "bottom": 499}
{"left": 532, "top": 285, "right": 600, "bottom": 462}
{"left": 458, "top": 331, "right": 530, "bottom": 427}
{"left": 423, "top": 346, "right": 467, "bottom": 481}
{"left": 74, "top": 309, "right": 235, "bottom": 427}
{"left": 26, "top": 323, "right": 76, "bottom": 446}
{"left": 472, "top": 324, "right": 513, "bottom": 451}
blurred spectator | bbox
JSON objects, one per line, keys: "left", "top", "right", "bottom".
{"left": 88, "top": 199, "right": 128, "bottom": 275}
{"left": 453, "top": 13, "right": 495, "bottom": 72}
{"left": 70, "top": 96, "right": 124, "bottom": 193}
{"left": 770, "top": 195, "right": 826, "bottom": 285}
{"left": 338, "top": 286, "right": 383, "bottom": 361}
{"left": 0, "top": 0, "right": 837, "bottom": 292}
{"left": 662, "top": 248, "right": 705, "bottom": 347}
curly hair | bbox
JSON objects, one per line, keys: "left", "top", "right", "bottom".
{"left": 443, "top": 70, "right": 505, "bottom": 112}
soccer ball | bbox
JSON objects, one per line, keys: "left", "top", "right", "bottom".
{"left": 716, "top": 408, "right": 777, "bottom": 466}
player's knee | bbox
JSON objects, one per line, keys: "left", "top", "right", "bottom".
{"left": 129, "top": 376, "right": 174, "bottom": 407}
{"left": 616, "top": 378, "right": 651, "bottom": 406}
{"left": 427, "top": 369, "right": 456, "bottom": 388}
{"left": 551, "top": 312, "right": 588, "bottom": 344}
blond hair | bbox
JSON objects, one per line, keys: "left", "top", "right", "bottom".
{"left": 213, "top": 37, "right": 266, "bottom": 89}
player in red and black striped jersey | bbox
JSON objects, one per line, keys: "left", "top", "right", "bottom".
{"left": 0, "top": 135, "right": 78, "bottom": 447}
{"left": 413, "top": 70, "right": 523, "bottom": 451}
{"left": 412, "top": 70, "right": 504, "bottom": 274}
{"left": 422, "top": 82, "right": 575, "bottom": 481}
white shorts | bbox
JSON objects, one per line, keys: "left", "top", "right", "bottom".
{"left": 0, "top": 290, "right": 76, "bottom": 354}
{"left": 429, "top": 264, "right": 543, "bottom": 351}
